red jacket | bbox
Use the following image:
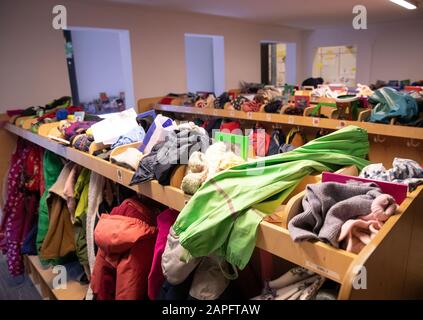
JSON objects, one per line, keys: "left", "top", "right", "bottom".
{"left": 91, "top": 198, "right": 157, "bottom": 300}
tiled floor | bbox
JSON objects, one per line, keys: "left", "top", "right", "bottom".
{"left": 0, "top": 254, "right": 41, "bottom": 300}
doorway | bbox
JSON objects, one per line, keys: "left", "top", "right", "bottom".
{"left": 261, "top": 42, "right": 296, "bottom": 86}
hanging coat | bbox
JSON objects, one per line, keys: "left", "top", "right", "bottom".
{"left": 0, "top": 139, "right": 42, "bottom": 276}
{"left": 148, "top": 208, "right": 179, "bottom": 300}
{"left": 36, "top": 151, "right": 64, "bottom": 263}
{"left": 173, "top": 126, "right": 371, "bottom": 270}
{"left": 73, "top": 168, "right": 91, "bottom": 273}
{"left": 40, "top": 162, "right": 76, "bottom": 260}
{"left": 91, "top": 198, "right": 157, "bottom": 300}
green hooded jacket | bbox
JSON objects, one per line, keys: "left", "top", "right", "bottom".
{"left": 173, "top": 126, "right": 371, "bottom": 270}
{"left": 36, "top": 151, "right": 64, "bottom": 261}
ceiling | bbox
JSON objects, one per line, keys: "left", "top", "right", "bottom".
{"left": 102, "top": 0, "right": 423, "bottom": 29}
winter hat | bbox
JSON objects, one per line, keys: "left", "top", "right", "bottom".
{"left": 181, "top": 152, "right": 208, "bottom": 195}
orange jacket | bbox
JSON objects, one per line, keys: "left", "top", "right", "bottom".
{"left": 91, "top": 198, "right": 157, "bottom": 300}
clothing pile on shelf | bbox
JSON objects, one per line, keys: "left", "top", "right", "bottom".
{"left": 288, "top": 181, "right": 398, "bottom": 254}
{"left": 360, "top": 158, "right": 423, "bottom": 192}
{"left": 368, "top": 87, "right": 419, "bottom": 125}
{"left": 287, "top": 156, "right": 422, "bottom": 254}
{"left": 171, "top": 126, "right": 370, "bottom": 271}
{"left": 3, "top": 90, "right": 421, "bottom": 301}
{"left": 158, "top": 86, "right": 293, "bottom": 115}
{"left": 252, "top": 267, "right": 331, "bottom": 300}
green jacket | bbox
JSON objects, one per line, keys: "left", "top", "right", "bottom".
{"left": 74, "top": 168, "right": 91, "bottom": 267}
{"left": 36, "top": 151, "right": 64, "bottom": 259}
{"left": 173, "top": 126, "right": 371, "bottom": 270}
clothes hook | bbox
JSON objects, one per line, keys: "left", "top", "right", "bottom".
{"left": 373, "top": 135, "right": 386, "bottom": 143}
{"left": 406, "top": 139, "right": 420, "bottom": 148}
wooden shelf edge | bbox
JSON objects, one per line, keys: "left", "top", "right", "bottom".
{"left": 257, "top": 221, "right": 356, "bottom": 283}
{"left": 24, "top": 255, "right": 88, "bottom": 300}
{"left": 153, "top": 104, "right": 423, "bottom": 140}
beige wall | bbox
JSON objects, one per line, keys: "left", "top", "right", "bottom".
{"left": 302, "top": 19, "right": 423, "bottom": 86}
{"left": 0, "top": 0, "right": 304, "bottom": 111}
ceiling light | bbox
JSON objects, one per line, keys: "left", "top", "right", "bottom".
{"left": 389, "top": 0, "right": 418, "bottom": 9}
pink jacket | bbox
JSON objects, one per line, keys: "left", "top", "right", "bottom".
{"left": 147, "top": 208, "right": 179, "bottom": 299}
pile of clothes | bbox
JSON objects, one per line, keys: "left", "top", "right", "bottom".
{"left": 368, "top": 87, "right": 419, "bottom": 125}
{"left": 360, "top": 158, "right": 423, "bottom": 192}
{"left": 171, "top": 126, "right": 370, "bottom": 270}
{"left": 288, "top": 181, "right": 398, "bottom": 254}
{"left": 252, "top": 267, "right": 329, "bottom": 300}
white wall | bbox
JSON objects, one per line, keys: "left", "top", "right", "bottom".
{"left": 212, "top": 36, "right": 225, "bottom": 96}
{"left": 286, "top": 43, "right": 297, "bottom": 85}
{"left": 185, "top": 35, "right": 215, "bottom": 93}
{"left": 0, "top": 0, "right": 304, "bottom": 111}
{"left": 302, "top": 19, "right": 423, "bottom": 85}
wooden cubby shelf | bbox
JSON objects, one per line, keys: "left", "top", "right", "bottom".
{"left": 4, "top": 120, "right": 423, "bottom": 299}
{"left": 153, "top": 104, "right": 423, "bottom": 140}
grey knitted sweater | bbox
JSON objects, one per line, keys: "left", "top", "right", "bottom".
{"left": 288, "top": 181, "right": 382, "bottom": 247}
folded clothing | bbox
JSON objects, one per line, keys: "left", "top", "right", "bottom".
{"left": 288, "top": 181, "right": 382, "bottom": 247}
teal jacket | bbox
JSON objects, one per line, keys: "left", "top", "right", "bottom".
{"left": 173, "top": 126, "right": 371, "bottom": 270}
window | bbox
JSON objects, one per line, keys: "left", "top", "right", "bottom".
{"left": 312, "top": 45, "right": 357, "bottom": 86}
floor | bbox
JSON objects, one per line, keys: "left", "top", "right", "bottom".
{"left": 0, "top": 253, "right": 41, "bottom": 300}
